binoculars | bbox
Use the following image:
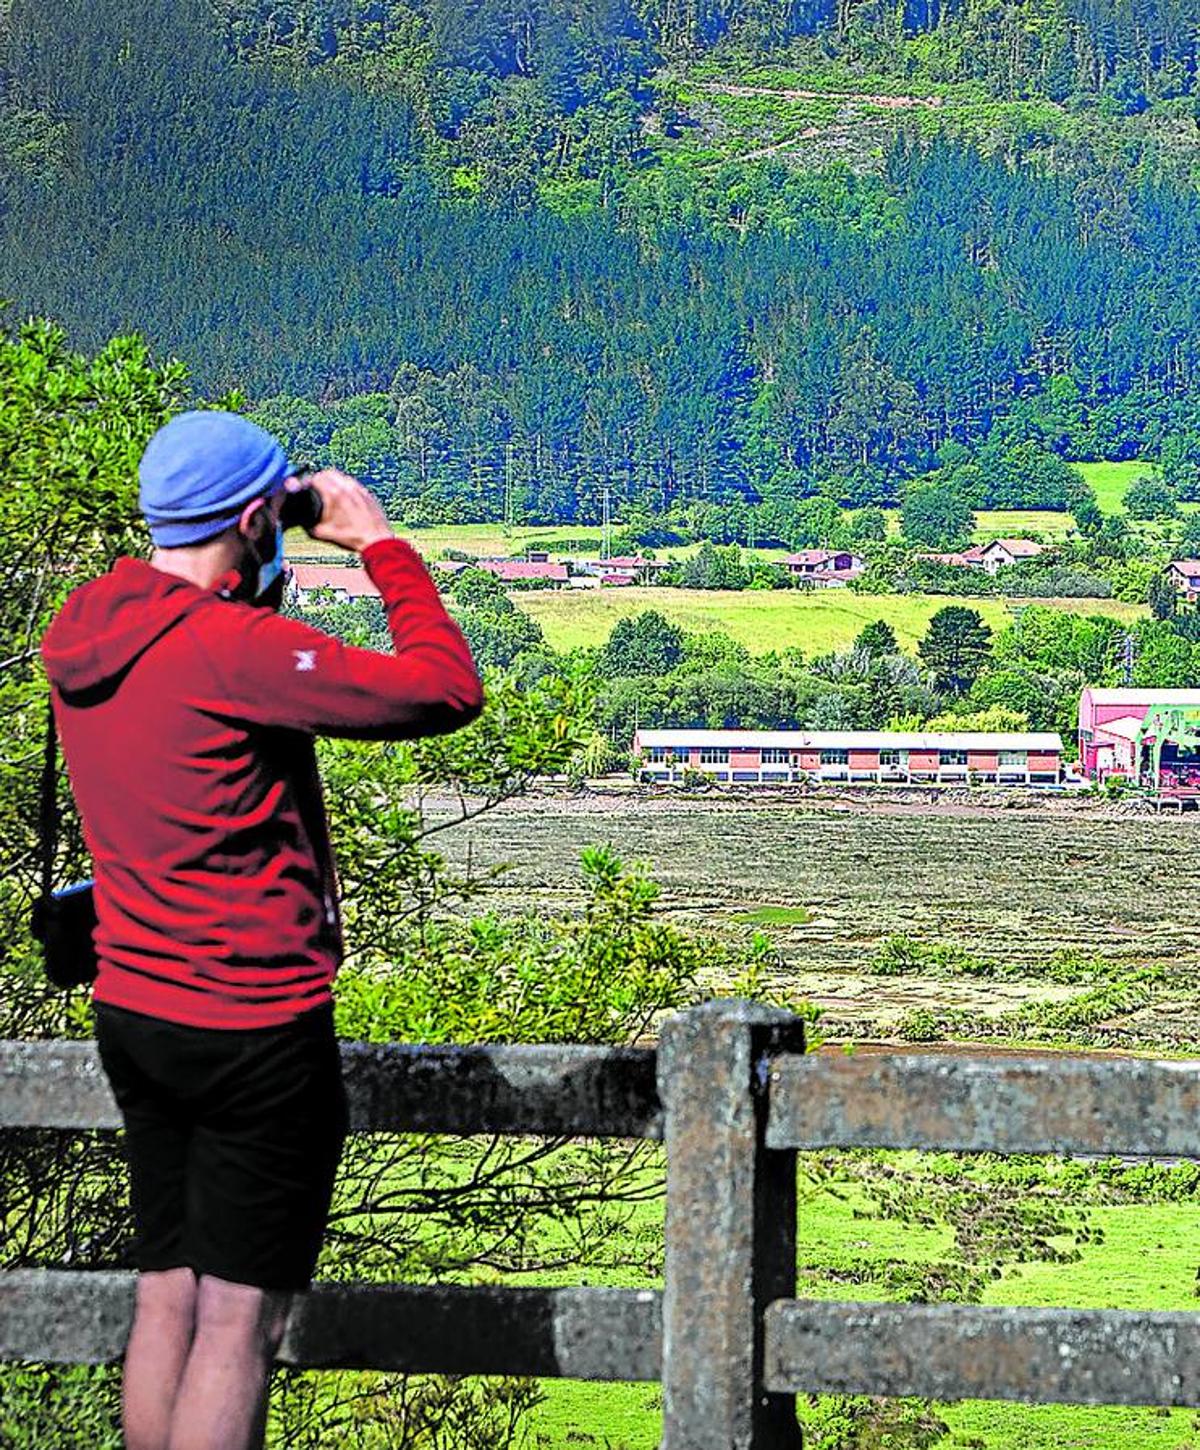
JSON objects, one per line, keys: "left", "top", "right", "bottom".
{"left": 280, "top": 471, "right": 323, "bottom": 533}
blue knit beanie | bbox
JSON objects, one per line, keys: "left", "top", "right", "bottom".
{"left": 139, "top": 410, "right": 292, "bottom": 547}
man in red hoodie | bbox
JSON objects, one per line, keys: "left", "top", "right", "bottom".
{"left": 41, "top": 411, "right": 483, "bottom": 1450}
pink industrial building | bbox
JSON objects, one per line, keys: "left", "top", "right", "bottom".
{"left": 1078, "top": 688, "right": 1200, "bottom": 782}
{"left": 632, "top": 729, "right": 1064, "bottom": 785}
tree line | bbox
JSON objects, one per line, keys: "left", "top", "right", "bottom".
{"left": 6, "top": 0, "right": 1200, "bottom": 531}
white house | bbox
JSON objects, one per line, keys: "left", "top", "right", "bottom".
{"left": 978, "top": 538, "right": 1045, "bottom": 575}
{"left": 288, "top": 564, "right": 380, "bottom": 607}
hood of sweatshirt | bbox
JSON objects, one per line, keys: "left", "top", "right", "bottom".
{"left": 42, "top": 558, "right": 210, "bottom": 699}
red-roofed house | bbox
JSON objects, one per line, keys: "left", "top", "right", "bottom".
{"left": 479, "top": 560, "right": 569, "bottom": 586}
{"left": 810, "top": 566, "right": 865, "bottom": 589}
{"left": 576, "top": 555, "right": 667, "bottom": 585}
{"left": 916, "top": 546, "right": 988, "bottom": 569}
{"left": 783, "top": 549, "right": 864, "bottom": 580}
{"left": 978, "top": 539, "right": 1045, "bottom": 574}
{"left": 1169, "top": 560, "right": 1200, "bottom": 602}
{"left": 426, "top": 557, "right": 570, "bottom": 587}
{"left": 288, "top": 564, "right": 380, "bottom": 607}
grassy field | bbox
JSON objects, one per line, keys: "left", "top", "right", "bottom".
{"left": 288, "top": 521, "right": 608, "bottom": 561}
{"left": 514, "top": 587, "right": 1145, "bottom": 655}
{"left": 434, "top": 794, "right": 1200, "bottom": 1448}
{"left": 1075, "top": 460, "right": 1156, "bottom": 512}
{"left": 972, "top": 508, "right": 1073, "bottom": 538}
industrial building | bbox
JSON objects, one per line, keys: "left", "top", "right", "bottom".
{"left": 1079, "top": 688, "right": 1200, "bottom": 788}
{"left": 633, "top": 729, "right": 1064, "bottom": 785}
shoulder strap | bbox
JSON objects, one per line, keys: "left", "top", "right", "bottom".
{"left": 39, "top": 697, "right": 58, "bottom": 905}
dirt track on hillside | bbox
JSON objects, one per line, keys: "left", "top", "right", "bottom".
{"left": 696, "top": 80, "right": 944, "bottom": 110}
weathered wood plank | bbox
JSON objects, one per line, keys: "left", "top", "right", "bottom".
{"left": 0, "top": 1271, "right": 662, "bottom": 1380}
{"left": 764, "top": 1299, "right": 1200, "bottom": 1406}
{"left": 766, "top": 1053, "right": 1200, "bottom": 1157}
{"left": 0, "top": 1040, "right": 662, "bottom": 1139}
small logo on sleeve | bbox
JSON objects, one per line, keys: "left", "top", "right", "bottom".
{"left": 293, "top": 650, "right": 317, "bottom": 672}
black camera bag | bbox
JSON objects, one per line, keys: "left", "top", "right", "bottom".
{"left": 31, "top": 699, "right": 98, "bottom": 989}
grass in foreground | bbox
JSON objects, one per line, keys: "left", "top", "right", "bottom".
{"left": 530, "top": 1166, "right": 1200, "bottom": 1449}
{"left": 514, "top": 588, "right": 1145, "bottom": 655}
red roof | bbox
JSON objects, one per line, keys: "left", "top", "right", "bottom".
{"left": 916, "top": 546, "right": 986, "bottom": 567}
{"left": 984, "top": 538, "right": 1044, "bottom": 558}
{"left": 785, "top": 549, "right": 836, "bottom": 566}
{"left": 479, "top": 560, "right": 569, "bottom": 583}
{"left": 290, "top": 564, "right": 380, "bottom": 598}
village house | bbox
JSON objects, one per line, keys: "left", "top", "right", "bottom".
{"left": 477, "top": 560, "right": 569, "bottom": 586}
{"left": 977, "top": 538, "right": 1045, "bottom": 574}
{"left": 915, "top": 545, "right": 988, "bottom": 568}
{"left": 575, "top": 555, "right": 668, "bottom": 586}
{"left": 431, "top": 557, "right": 570, "bottom": 587}
{"left": 1168, "top": 559, "right": 1200, "bottom": 603}
{"left": 783, "top": 549, "right": 865, "bottom": 587}
{"left": 288, "top": 563, "right": 380, "bottom": 607}
{"left": 915, "top": 540, "right": 1044, "bottom": 574}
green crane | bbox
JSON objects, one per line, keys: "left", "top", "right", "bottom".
{"left": 1134, "top": 705, "right": 1200, "bottom": 789}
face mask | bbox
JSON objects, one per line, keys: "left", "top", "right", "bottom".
{"left": 254, "top": 524, "right": 285, "bottom": 601}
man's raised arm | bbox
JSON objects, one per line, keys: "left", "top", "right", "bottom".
{"left": 196, "top": 470, "right": 484, "bottom": 738}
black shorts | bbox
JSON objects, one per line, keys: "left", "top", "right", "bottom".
{"left": 94, "top": 1001, "right": 348, "bottom": 1292}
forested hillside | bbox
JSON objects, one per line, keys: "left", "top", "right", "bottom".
{"left": 3, "top": 0, "right": 1200, "bottom": 527}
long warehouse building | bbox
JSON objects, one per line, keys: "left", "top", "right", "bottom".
{"left": 632, "top": 729, "right": 1065, "bottom": 785}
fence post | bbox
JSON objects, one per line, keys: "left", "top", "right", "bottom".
{"left": 658, "top": 999, "right": 806, "bottom": 1450}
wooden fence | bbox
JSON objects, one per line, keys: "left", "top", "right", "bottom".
{"left": 5, "top": 999, "right": 1200, "bottom": 1447}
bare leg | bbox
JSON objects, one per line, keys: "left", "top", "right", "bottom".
{"left": 166, "top": 1275, "right": 291, "bottom": 1450}
{"left": 123, "top": 1267, "right": 198, "bottom": 1450}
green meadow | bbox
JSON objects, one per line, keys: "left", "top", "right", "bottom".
{"left": 1075, "top": 460, "right": 1158, "bottom": 513}
{"left": 513, "top": 587, "right": 1145, "bottom": 656}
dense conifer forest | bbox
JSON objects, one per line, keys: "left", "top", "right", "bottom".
{"left": 3, "top": 0, "right": 1200, "bottom": 525}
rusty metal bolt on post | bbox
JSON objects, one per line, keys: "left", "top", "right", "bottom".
{"left": 658, "top": 1000, "right": 807, "bottom": 1450}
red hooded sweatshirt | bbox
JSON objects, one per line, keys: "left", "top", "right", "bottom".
{"left": 41, "top": 538, "right": 483, "bottom": 1030}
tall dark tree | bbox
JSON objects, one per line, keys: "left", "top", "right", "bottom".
{"left": 919, "top": 607, "right": 994, "bottom": 694}
{"left": 855, "top": 620, "right": 900, "bottom": 659}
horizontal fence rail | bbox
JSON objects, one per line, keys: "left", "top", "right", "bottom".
{"left": 0, "top": 1271, "right": 662, "bottom": 1380}
{"left": 766, "top": 1052, "right": 1200, "bottom": 1158}
{"left": 0, "top": 1040, "right": 663, "bottom": 1139}
{"left": 8, "top": 1005, "right": 1200, "bottom": 1448}
{"left": 763, "top": 1300, "right": 1200, "bottom": 1407}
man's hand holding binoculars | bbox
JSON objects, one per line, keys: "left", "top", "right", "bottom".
{"left": 282, "top": 469, "right": 394, "bottom": 555}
